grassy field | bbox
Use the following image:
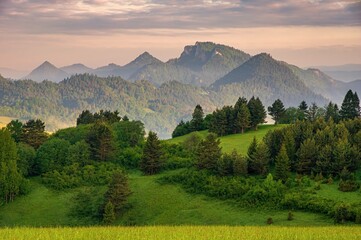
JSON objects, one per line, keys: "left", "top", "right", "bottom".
{"left": 166, "top": 124, "right": 286, "bottom": 154}
{"left": 0, "top": 226, "right": 360, "bottom": 240}
{"left": 0, "top": 116, "right": 13, "bottom": 128}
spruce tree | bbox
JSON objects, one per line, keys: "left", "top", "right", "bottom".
{"left": 104, "top": 170, "right": 131, "bottom": 214}
{"left": 76, "top": 110, "right": 94, "bottom": 125}
{"left": 248, "top": 97, "right": 266, "bottom": 130}
{"left": 190, "top": 104, "right": 204, "bottom": 131}
{"left": 340, "top": 90, "right": 360, "bottom": 119}
{"left": 196, "top": 133, "right": 222, "bottom": 172}
{"left": 275, "top": 144, "right": 290, "bottom": 182}
{"left": 297, "top": 138, "right": 318, "bottom": 174}
{"left": 252, "top": 141, "right": 270, "bottom": 175}
{"left": 268, "top": 99, "right": 286, "bottom": 124}
{"left": 247, "top": 137, "right": 258, "bottom": 173}
{"left": 307, "top": 103, "right": 319, "bottom": 122}
{"left": 325, "top": 102, "right": 340, "bottom": 123}
{"left": 86, "top": 121, "right": 115, "bottom": 162}
{"left": 298, "top": 101, "right": 309, "bottom": 120}
{"left": 140, "top": 131, "right": 163, "bottom": 175}
{"left": 235, "top": 103, "right": 250, "bottom": 133}
{"left": 102, "top": 201, "right": 116, "bottom": 225}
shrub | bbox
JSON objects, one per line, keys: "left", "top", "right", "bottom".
{"left": 287, "top": 211, "right": 294, "bottom": 221}
{"left": 338, "top": 180, "right": 360, "bottom": 192}
{"left": 267, "top": 217, "right": 273, "bottom": 225}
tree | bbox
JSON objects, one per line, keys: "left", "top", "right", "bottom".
{"left": 102, "top": 201, "right": 116, "bottom": 224}
{"left": 268, "top": 99, "right": 286, "bottom": 125}
{"left": 104, "top": 170, "right": 131, "bottom": 214}
{"left": 340, "top": 90, "right": 360, "bottom": 120}
{"left": 86, "top": 122, "right": 115, "bottom": 162}
{"left": 274, "top": 144, "right": 290, "bottom": 182}
{"left": 325, "top": 102, "right": 340, "bottom": 123}
{"left": 77, "top": 110, "right": 94, "bottom": 125}
{"left": 195, "top": 133, "right": 222, "bottom": 172}
{"left": 190, "top": 104, "right": 205, "bottom": 131}
{"left": 234, "top": 103, "right": 250, "bottom": 133}
{"left": 0, "top": 129, "right": 23, "bottom": 203}
{"left": 16, "top": 143, "right": 36, "bottom": 177}
{"left": 6, "top": 120, "right": 23, "bottom": 143}
{"left": 298, "top": 101, "right": 308, "bottom": 120}
{"left": 307, "top": 103, "right": 319, "bottom": 122}
{"left": 248, "top": 138, "right": 269, "bottom": 175}
{"left": 140, "top": 131, "right": 163, "bottom": 175}
{"left": 248, "top": 97, "right": 266, "bottom": 130}
{"left": 21, "top": 119, "right": 48, "bottom": 149}
{"left": 297, "top": 138, "right": 318, "bottom": 174}
{"left": 67, "top": 140, "right": 91, "bottom": 166}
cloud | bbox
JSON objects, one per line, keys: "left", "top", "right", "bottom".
{"left": 0, "top": 0, "right": 360, "bottom": 35}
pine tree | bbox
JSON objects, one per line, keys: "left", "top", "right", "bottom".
{"left": 247, "top": 137, "right": 258, "bottom": 173}
{"left": 234, "top": 103, "right": 250, "bottom": 133}
{"left": 196, "top": 133, "right": 222, "bottom": 172}
{"left": 283, "top": 129, "right": 296, "bottom": 171}
{"left": 248, "top": 139, "right": 269, "bottom": 175}
{"left": 190, "top": 104, "right": 204, "bottom": 131}
{"left": 86, "top": 121, "right": 115, "bottom": 162}
{"left": 76, "top": 110, "right": 94, "bottom": 125}
{"left": 104, "top": 170, "right": 131, "bottom": 214}
{"left": 340, "top": 90, "right": 360, "bottom": 119}
{"left": 248, "top": 97, "right": 266, "bottom": 130}
{"left": 298, "top": 101, "right": 309, "bottom": 120}
{"left": 268, "top": 99, "right": 286, "bottom": 124}
{"left": 102, "top": 201, "right": 116, "bottom": 225}
{"left": 325, "top": 102, "right": 340, "bottom": 123}
{"left": 21, "top": 119, "right": 48, "bottom": 149}
{"left": 140, "top": 131, "right": 163, "bottom": 175}
{"left": 275, "top": 144, "right": 290, "bottom": 182}
{"left": 297, "top": 138, "right": 318, "bottom": 174}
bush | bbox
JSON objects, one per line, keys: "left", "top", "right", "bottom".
{"left": 338, "top": 180, "right": 360, "bottom": 192}
{"left": 287, "top": 211, "right": 294, "bottom": 221}
{"left": 267, "top": 217, "right": 273, "bottom": 225}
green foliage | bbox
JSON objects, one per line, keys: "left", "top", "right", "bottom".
{"left": 248, "top": 141, "right": 270, "bottom": 175}
{"left": 297, "top": 138, "right": 318, "bottom": 175}
{"left": 53, "top": 124, "right": 91, "bottom": 144}
{"left": 16, "top": 143, "right": 36, "bottom": 177}
{"left": 21, "top": 119, "right": 48, "bottom": 149}
{"left": 247, "top": 97, "right": 267, "bottom": 130}
{"left": 116, "top": 146, "right": 143, "bottom": 169}
{"left": 268, "top": 99, "right": 286, "bottom": 125}
{"left": 77, "top": 110, "right": 121, "bottom": 125}
{"left": 340, "top": 90, "right": 360, "bottom": 120}
{"left": 6, "top": 119, "right": 23, "bottom": 143}
{"left": 67, "top": 140, "right": 91, "bottom": 167}
{"left": 86, "top": 122, "right": 115, "bottom": 162}
{"left": 103, "top": 170, "right": 131, "bottom": 215}
{"left": 140, "top": 131, "right": 163, "bottom": 175}
{"left": 35, "top": 138, "right": 71, "bottom": 174}
{"left": 195, "top": 133, "right": 222, "bottom": 172}
{"left": 112, "top": 120, "right": 145, "bottom": 148}
{"left": 275, "top": 144, "right": 290, "bottom": 182}
{"left": 0, "top": 129, "right": 23, "bottom": 203}
{"left": 103, "top": 201, "right": 116, "bottom": 224}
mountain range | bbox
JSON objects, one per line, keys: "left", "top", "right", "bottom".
{"left": 0, "top": 42, "right": 360, "bottom": 137}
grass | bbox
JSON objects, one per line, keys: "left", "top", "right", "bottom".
{"left": 0, "top": 226, "right": 360, "bottom": 240}
{"left": 0, "top": 116, "right": 13, "bottom": 128}
{"left": 0, "top": 179, "right": 78, "bottom": 227}
{"left": 166, "top": 124, "right": 286, "bottom": 155}
{"left": 316, "top": 182, "right": 361, "bottom": 204}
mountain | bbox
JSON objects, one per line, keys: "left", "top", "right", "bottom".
{"left": 211, "top": 53, "right": 328, "bottom": 107}
{"left": 92, "top": 52, "right": 162, "bottom": 79}
{"left": 130, "top": 42, "right": 251, "bottom": 86}
{"left": 60, "top": 63, "right": 93, "bottom": 75}
{"left": 345, "top": 79, "right": 361, "bottom": 97}
{"left": 312, "top": 64, "right": 361, "bottom": 82}
{"left": 0, "top": 74, "right": 217, "bottom": 138}
{"left": 24, "top": 61, "right": 69, "bottom": 82}
{"left": 0, "top": 67, "right": 28, "bottom": 80}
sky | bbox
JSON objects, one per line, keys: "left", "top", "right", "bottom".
{"left": 0, "top": 0, "right": 360, "bottom": 70}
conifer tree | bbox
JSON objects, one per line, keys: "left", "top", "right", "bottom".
{"left": 247, "top": 137, "right": 258, "bottom": 172}
{"left": 190, "top": 104, "right": 204, "bottom": 131}
{"left": 196, "top": 133, "right": 222, "bottom": 172}
{"left": 104, "top": 170, "right": 131, "bottom": 214}
{"left": 6, "top": 120, "right": 23, "bottom": 143}
{"left": 275, "top": 144, "right": 290, "bottom": 182}
{"left": 340, "top": 90, "right": 360, "bottom": 119}
{"left": 297, "top": 138, "right": 318, "bottom": 174}
{"left": 248, "top": 138, "right": 269, "bottom": 175}
{"left": 235, "top": 103, "right": 250, "bottom": 133}
{"left": 325, "top": 102, "right": 340, "bottom": 123}
{"left": 102, "top": 201, "right": 116, "bottom": 224}
{"left": 86, "top": 121, "right": 115, "bottom": 162}
{"left": 298, "top": 101, "right": 308, "bottom": 120}
{"left": 76, "top": 110, "right": 94, "bottom": 125}
{"left": 140, "top": 131, "right": 163, "bottom": 175}
{"left": 21, "top": 119, "right": 48, "bottom": 149}
{"left": 268, "top": 99, "right": 286, "bottom": 124}
{"left": 248, "top": 97, "right": 266, "bottom": 130}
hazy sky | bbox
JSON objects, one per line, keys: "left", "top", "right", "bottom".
{"left": 0, "top": 0, "right": 360, "bottom": 70}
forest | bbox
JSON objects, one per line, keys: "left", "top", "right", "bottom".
{"left": 0, "top": 89, "right": 360, "bottom": 225}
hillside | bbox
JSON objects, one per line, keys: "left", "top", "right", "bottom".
{"left": 131, "top": 42, "right": 251, "bottom": 86}
{"left": 211, "top": 53, "right": 328, "bottom": 107}
{"left": 167, "top": 125, "right": 285, "bottom": 155}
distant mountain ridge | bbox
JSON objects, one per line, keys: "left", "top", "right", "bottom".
{"left": 24, "top": 61, "right": 69, "bottom": 82}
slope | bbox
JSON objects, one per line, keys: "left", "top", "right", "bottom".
{"left": 211, "top": 53, "right": 328, "bottom": 107}
{"left": 24, "top": 61, "right": 69, "bottom": 82}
